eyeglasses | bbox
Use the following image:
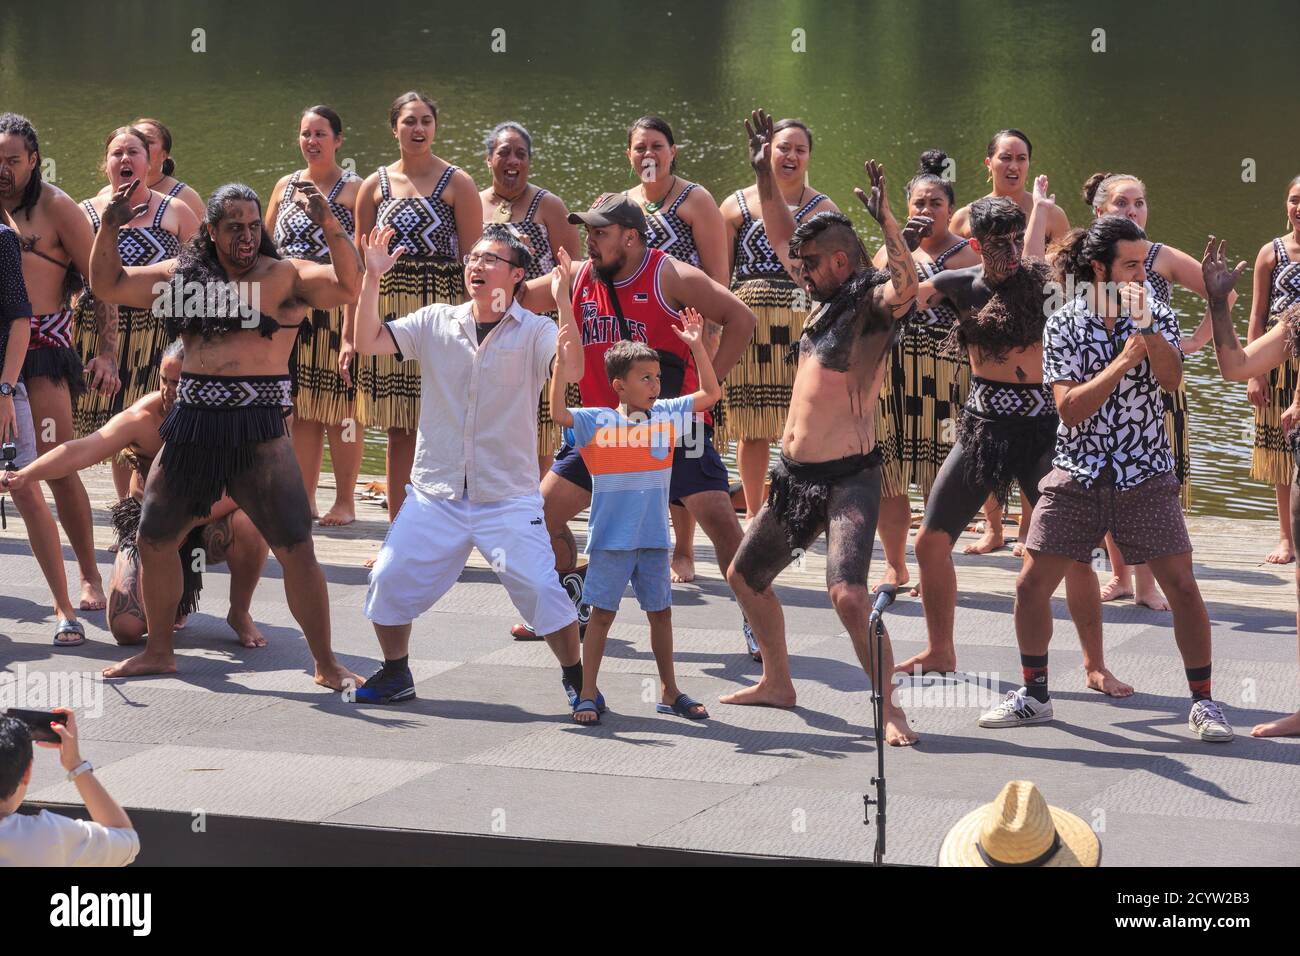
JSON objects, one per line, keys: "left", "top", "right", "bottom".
{"left": 463, "top": 251, "right": 519, "bottom": 267}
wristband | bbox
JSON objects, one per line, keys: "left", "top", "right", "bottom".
{"left": 1137, "top": 326, "right": 1158, "bottom": 336}
{"left": 66, "top": 760, "right": 93, "bottom": 781}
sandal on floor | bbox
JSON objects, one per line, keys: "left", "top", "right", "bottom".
{"left": 657, "top": 693, "right": 708, "bottom": 720}
{"left": 53, "top": 619, "right": 86, "bottom": 647}
{"left": 562, "top": 678, "right": 606, "bottom": 713}
{"left": 572, "top": 699, "right": 601, "bottom": 725}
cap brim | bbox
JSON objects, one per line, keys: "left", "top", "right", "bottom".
{"left": 937, "top": 804, "right": 1100, "bottom": 867}
{"left": 568, "top": 211, "right": 614, "bottom": 228}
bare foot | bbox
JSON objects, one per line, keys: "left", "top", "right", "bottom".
{"left": 1086, "top": 667, "right": 1134, "bottom": 697}
{"left": 79, "top": 579, "right": 107, "bottom": 611}
{"left": 1265, "top": 539, "right": 1295, "bottom": 564}
{"left": 893, "top": 648, "right": 957, "bottom": 676}
{"left": 909, "top": 581, "right": 921, "bottom": 597}
{"left": 872, "top": 565, "right": 909, "bottom": 593}
{"left": 315, "top": 662, "right": 364, "bottom": 692}
{"left": 671, "top": 553, "right": 696, "bottom": 583}
{"left": 320, "top": 502, "right": 356, "bottom": 527}
{"left": 1134, "top": 587, "right": 1170, "bottom": 612}
{"left": 174, "top": 614, "right": 189, "bottom": 630}
{"left": 962, "top": 529, "right": 1005, "bottom": 555}
{"left": 885, "top": 709, "right": 919, "bottom": 746}
{"left": 364, "top": 556, "right": 377, "bottom": 569}
{"left": 227, "top": 610, "right": 268, "bottom": 648}
{"left": 103, "top": 652, "right": 176, "bottom": 678}
{"left": 1011, "top": 541, "right": 1026, "bottom": 558}
{"left": 1251, "top": 710, "right": 1300, "bottom": 737}
{"left": 720, "top": 680, "right": 796, "bottom": 708}
{"left": 1099, "top": 576, "right": 1134, "bottom": 602}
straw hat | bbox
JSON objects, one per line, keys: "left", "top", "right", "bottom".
{"left": 938, "top": 780, "right": 1100, "bottom": 867}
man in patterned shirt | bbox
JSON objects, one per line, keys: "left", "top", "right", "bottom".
{"left": 979, "top": 215, "right": 1232, "bottom": 742}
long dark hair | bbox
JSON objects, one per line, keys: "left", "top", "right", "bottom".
{"left": 177, "top": 183, "right": 280, "bottom": 285}
{"left": 906, "top": 148, "right": 954, "bottom": 206}
{"left": 1049, "top": 215, "right": 1146, "bottom": 288}
{"left": 0, "top": 113, "right": 42, "bottom": 220}
{"left": 389, "top": 91, "right": 438, "bottom": 129}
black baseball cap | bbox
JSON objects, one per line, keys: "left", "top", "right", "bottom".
{"left": 568, "top": 193, "right": 647, "bottom": 234}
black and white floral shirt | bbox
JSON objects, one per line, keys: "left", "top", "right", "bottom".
{"left": 1041, "top": 296, "right": 1182, "bottom": 489}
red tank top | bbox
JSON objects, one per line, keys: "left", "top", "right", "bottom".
{"left": 571, "top": 248, "right": 707, "bottom": 422}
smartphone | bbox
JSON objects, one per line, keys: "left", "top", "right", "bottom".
{"left": 4, "top": 708, "right": 66, "bottom": 744}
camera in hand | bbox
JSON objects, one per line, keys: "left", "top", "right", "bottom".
{"left": 5, "top": 708, "right": 67, "bottom": 744}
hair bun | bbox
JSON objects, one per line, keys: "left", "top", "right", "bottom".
{"left": 161, "top": 157, "right": 176, "bottom": 177}
{"left": 918, "top": 149, "right": 947, "bottom": 177}
{"left": 1081, "top": 172, "right": 1109, "bottom": 207}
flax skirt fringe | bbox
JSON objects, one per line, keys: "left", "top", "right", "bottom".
{"left": 294, "top": 304, "right": 357, "bottom": 426}
{"left": 72, "top": 297, "right": 172, "bottom": 437}
{"left": 1251, "top": 348, "right": 1300, "bottom": 486}
{"left": 717, "top": 279, "right": 807, "bottom": 449}
{"left": 356, "top": 257, "right": 465, "bottom": 433}
{"left": 1162, "top": 386, "right": 1193, "bottom": 509}
{"left": 878, "top": 322, "right": 971, "bottom": 499}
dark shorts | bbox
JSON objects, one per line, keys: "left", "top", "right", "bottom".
{"left": 1026, "top": 467, "right": 1192, "bottom": 565}
{"left": 551, "top": 423, "right": 730, "bottom": 505}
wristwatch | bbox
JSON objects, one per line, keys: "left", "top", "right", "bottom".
{"left": 0, "top": 382, "right": 15, "bottom": 397}
{"left": 66, "top": 760, "right": 93, "bottom": 781}
{"left": 1137, "top": 326, "right": 1158, "bottom": 336}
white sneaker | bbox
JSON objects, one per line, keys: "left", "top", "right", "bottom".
{"left": 1188, "top": 699, "right": 1234, "bottom": 742}
{"left": 978, "top": 687, "right": 1054, "bottom": 728}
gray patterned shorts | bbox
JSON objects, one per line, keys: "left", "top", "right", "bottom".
{"left": 1026, "top": 467, "right": 1191, "bottom": 565}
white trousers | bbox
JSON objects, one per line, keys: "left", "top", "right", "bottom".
{"left": 364, "top": 485, "right": 578, "bottom": 635}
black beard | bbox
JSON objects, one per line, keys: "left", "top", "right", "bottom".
{"left": 949, "top": 260, "right": 1054, "bottom": 363}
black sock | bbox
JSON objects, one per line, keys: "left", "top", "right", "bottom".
{"left": 562, "top": 661, "right": 584, "bottom": 691}
{"left": 1021, "top": 653, "right": 1050, "bottom": 702}
{"left": 384, "top": 655, "right": 409, "bottom": 673}
{"left": 1186, "top": 664, "right": 1212, "bottom": 702}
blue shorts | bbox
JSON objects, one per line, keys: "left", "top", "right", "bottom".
{"left": 551, "top": 423, "right": 730, "bottom": 506}
{"left": 583, "top": 548, "right": 672, "bottom": 613}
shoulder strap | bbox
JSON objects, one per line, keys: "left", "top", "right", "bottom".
{"left": 599, "top": 270, "right": 634, "bottom": 343}
{"left": 523, "top": 187, "right": 546, "bottom": 223}
{"left": 152, "top": 195, "right": 171, "bottom": 229}
{"left": 794, "top": 192, "right": 827, "bottom": 221}
{"left": 432, "top": 165, "right": 457, "bottom": 200}
{"left": 167, "top": 181, "right": 185, "bottom": 198}
{"left": 735, "top": 190, "right": 751, "bottom": 221}
{"left": 378, "top": 166, "right": 392, "bottom": 201}
{"left": 82, "top": 200, "right": 101, "bottom": 232}
{"left": 1275, "top": 237, "right": 1291, "bottom": 264}
{"left": 1144, "top": 241, "right": 1162, "bottom": 271}
{"left": 935, "top": 238, "right": 969, "bottom": 268}
{"left": 667, "top": 182, "right": 695, "bottom": 215}
{"left": 326, "top": 172, "right": 348, "bottom": 201}
{"left": 283, "top": 170, "right": 302, "bottom": 203}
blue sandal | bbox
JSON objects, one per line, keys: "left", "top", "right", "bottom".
{"left": 572, "top": 699, "right": 601, "bottom": 725}
{"left": 657, "top": 693, "right": 709, "bottom": 720}
{"left": 53, "top": 619, "right": 86, "bottom": 647}
{"left": 562, "top": 678, "right": 606, "bottom": 713}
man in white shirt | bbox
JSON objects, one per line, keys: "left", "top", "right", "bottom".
{"left": 0, "top": 709, "right": 140, "bottom": 866}
{"left": 351, "top": 223, "right": 586, "bottom": 709}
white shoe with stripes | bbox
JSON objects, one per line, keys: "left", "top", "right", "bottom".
{"left": 978, "top": 687, "right": 1054, "bottom": 728}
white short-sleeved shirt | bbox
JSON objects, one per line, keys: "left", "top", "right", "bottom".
{"left": 0, "top": 809, "right": 140, "bottom": 866}
{"left": 386, "top": 300, "right": 557, "bottom": 503}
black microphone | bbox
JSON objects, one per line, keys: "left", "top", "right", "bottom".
{"left": 868, "top": 584, "right": 897, "bottom": 624}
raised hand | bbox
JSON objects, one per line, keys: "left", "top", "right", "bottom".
{"left": 102, "top": 179, "right": 148, "bottom": 229}
{"left": 1033, "top": 174, "right": 1056, "bottom": 208}
{"left": 901, "top": 215, "right": 934, "bottom": 252}
{"left": 854, "top": 160, "right": 891, "bottom": 226}
{"left": 745, "top": 109, "right": 775, "bottom": 174}
{"left": 673, "top": 307, "right": 706, "bottom": 349}
{"left": 550, "top": 246, "right": 574, "bottom": 303}
{"left": 1200, "top": 235, "right": 1247, "bottom": 301}
{"left": 361, "top": 225, "right": 406, "bottom": 276}
{"left": 294, "top": 180, "right": 334, "bottom": 227}
{"left": 1118, "top": 282, "right": 1152, "bottom": 329}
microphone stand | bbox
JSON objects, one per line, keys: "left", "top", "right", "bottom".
{"left": 864, "top": 584, "right": 895, "bottom": 866}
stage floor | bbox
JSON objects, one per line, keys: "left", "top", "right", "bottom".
{"left": 4, "top": 465, "right": 1299, "bottom": 866}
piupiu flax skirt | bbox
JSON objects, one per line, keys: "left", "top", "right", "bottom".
{"left": 293, "top": 304, "right": 357, "bottom": 426}
{"left": 718, "top": 277, "right": 807, "bottom": 447}
{"left": 73, "top": 297, "right": 172, "bottom": 436}
{"left": 356, "top": 256, "right": 465, "bottom": 433}
{"left": 1162, "top": 386, "right": 1192, "bottom": 508}
{"left": 1251, "top": 312, "right": 1300, "bottom": 486}
{"left": 877, "top": 320, "right": 970, "bottom": 499}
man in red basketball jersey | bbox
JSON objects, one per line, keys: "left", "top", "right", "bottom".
{"left": 517, "top": 193, "right": 758, "bottom": 654}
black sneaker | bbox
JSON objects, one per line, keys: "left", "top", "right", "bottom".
{"left": 354, "top": 665, "right": 416, "bottom": 704}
